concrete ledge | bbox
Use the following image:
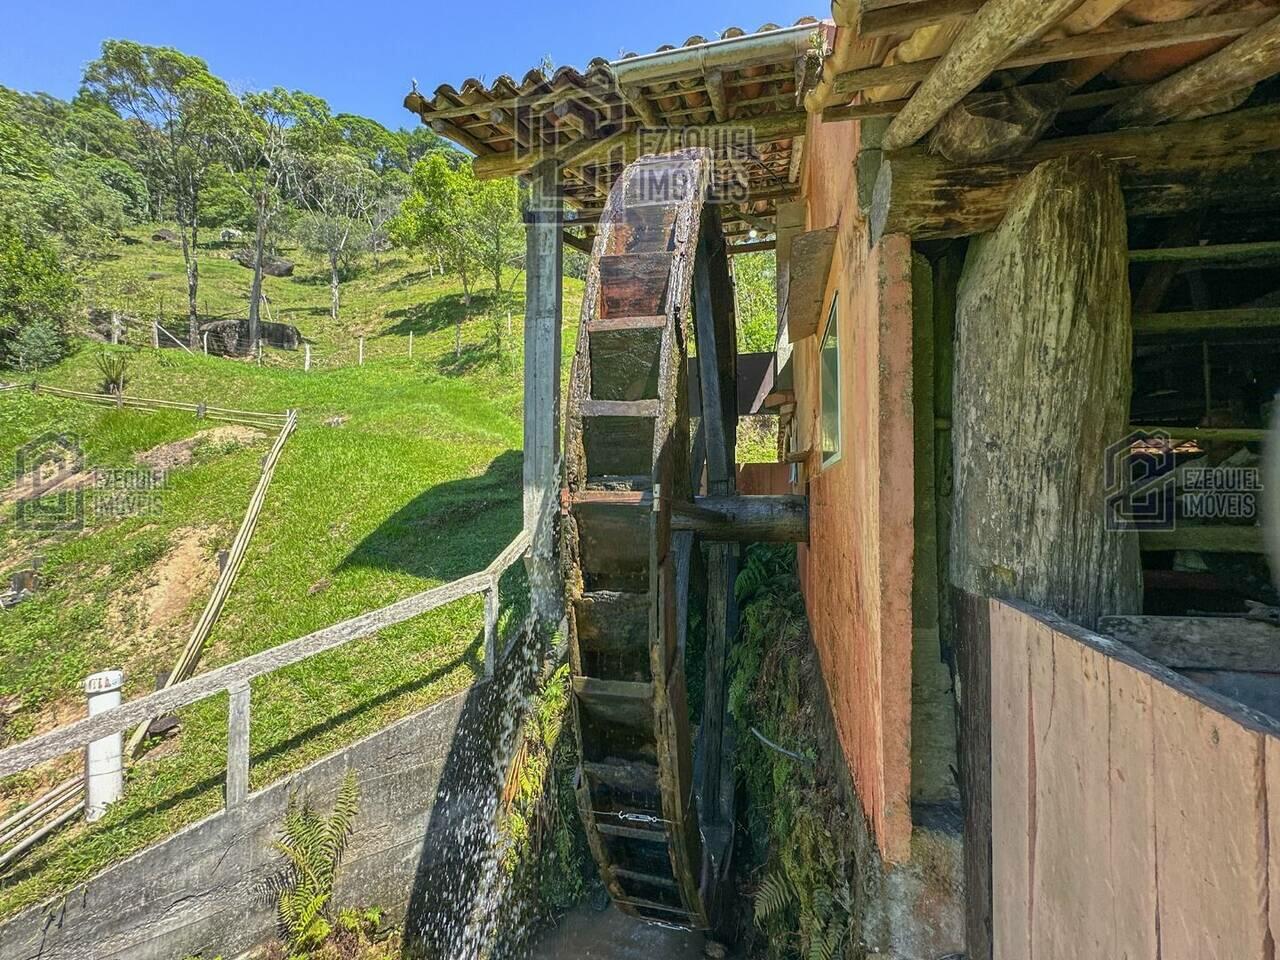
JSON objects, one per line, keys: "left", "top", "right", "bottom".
{"left": 0, "top": 689, "right": 476, "bottom": 960}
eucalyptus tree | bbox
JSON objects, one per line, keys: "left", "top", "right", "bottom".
{"left": 224, "top": 88, "right": 329, "bottom": 341}
{"left": 297, "top": 147, "right": 377, "bottom": 322}
{"left": 83, "top": 41, "right": 239, "bottom": 345}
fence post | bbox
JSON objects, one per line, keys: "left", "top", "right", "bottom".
{"left": 226, "top": 682, "right": 251, "bottom": 808}
{"left": 409, "top": 331, "right": 413, "bottom": 359}
{"left": 484, "top": 578, "right": 500, "bottom": 678}
{"left": 304, "top": 343, "right": 312, "bottom": 372}
{"left": 84, "top": 671, "right": 125, "bottom": 822}
{"left": 202, "top": 331, "right": 209, "bottom": 355}
{"left": 151, "top": 322, "right": 159, "bottom": 350}
{"left": 359, "top": 337, "right": 365, "bottom": 366}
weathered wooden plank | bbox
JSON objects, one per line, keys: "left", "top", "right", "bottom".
{"left": 871, "top": 105, "right": 1280, "bottom": 242}
{"left": 1133, "top": 307, "right": 1280, "bottom": 335}
{"left": 1140, "top": 526, "right": 1264, "bottom": 554}
{"left": 1151, "top": 672, "right": 1269, "bottom": 960}
{"left": 859, "top": 0, "right": 984, "bottom": 38}
{"left": 1098, "top": 616, "right": 1280, "bottom": 673}
{"left": 596, "top": 822, "right": 669, "bottom": 843}
{"left": 585, "top": 315, "right": 668, "bottom": 333}
{"left": 1100, "top": 12, "right": 1280, "bottom": 129}
{"left": 599, "top": 253, "right": 673, "bottom": 319}
{"left": 1028, "top": 624, "right": 1114, "bottom": 958}
{"left": 785, "top": 228, "right": 838, "bottom": 341}
{"left": 987, "top": 598, "right": 1026, "bottom": 960}
{"left": 881, "top": 0, "right": 1086, "bottom": 150}
{"left": 573, "top": 678, "right": 655, "bottom": 730}
{"left": 582, "top": 399, "right": 661, "bottom": 418}
{"left": 839, "top": 11, "right": 1274, "bottom": 97}
{"left": 1128, "top": 240, "right": 1280, "bottom": 264}
{"left": 1106, "top": 658, "right": 1159, "bottom": 960}
{"left": 670, "top": 495, "right": 808, "bottom": 543}
{"left": 582, "top": 759, "right": 662, "bottom": 794}
{"left": 483, "top": 582, "right": 500, "bottom": 678}
{"left": 225, "top": 682, "right": 251, "bottom": 808}
{"left": 574, "top": 591, "right": 651, "bottom": 652}
{"left": 582, "top": 416, "right": 657, "bottom": 480}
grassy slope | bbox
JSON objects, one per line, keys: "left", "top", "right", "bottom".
{"left": 0, "top": 229, "right": 582, "bottom": 917}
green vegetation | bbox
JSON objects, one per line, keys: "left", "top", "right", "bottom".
{"left": 0, "top": 230, "right": 583, "bottom": 919}
{"left": 267, "top": 771, "right": 360, "bottom": 956}
{"left": 731, "top": 546, "right": 858, "bottom": 960}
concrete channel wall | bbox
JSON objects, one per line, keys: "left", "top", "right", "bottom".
{"left": 0, "top": 690, "right": 475, "bottom": 960}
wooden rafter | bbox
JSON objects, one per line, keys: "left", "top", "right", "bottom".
{"left": 833, "top": 11, "right": 1274, "bottom": 98}
{"left": 824, "top": 84, "right": 1138, "bottom": 122}
{"left": 1098, "top": 11, "right": 1280, "bottom": 129}
{"left": 870, "top": 105, "right": 1280, "bottom": 242}
{"left": 881, "top": 0, "right": 1082, "bottom": 150}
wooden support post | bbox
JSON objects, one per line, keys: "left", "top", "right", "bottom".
{"left": 483, "top": 580, "right": 500, "bottom": 678}
{"left": 358, "top": 337, "right": 364, "bottom": 366}
{"left": 226, "top": 682, "right": 250, "bottom": 808}
{"left": 304, "top": 343, "right": 311, "bottom": 372}
{"left": 202, "top": 331, "right": 209, "bottom": 355}
{"left": 524, "top": 159, "right": 564, "bottom": 625}
{"left": 951, "top": 152, "right": 1142, "bottom": 628}
{"left": 408, "top": 331, "right": 414, "bottom": 359}
{"left": 692, "top": 210, "right": 738, "bottom": 830}
{"left": 151, "top": 321, "right": 159, "bottom": 350}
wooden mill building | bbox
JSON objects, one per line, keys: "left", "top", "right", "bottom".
{"left": 408, "top": 2, "right": 1280, "bottom": 956}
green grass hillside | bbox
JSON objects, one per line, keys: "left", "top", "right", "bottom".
{"left": 0, "top": 230, "right": 582, "bottom": 917}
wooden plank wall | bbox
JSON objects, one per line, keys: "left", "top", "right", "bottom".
{"left": 790, "top": 111, "right": 916, "bottom": 862}
{"left": 989, "top": 598, "right": 1280, "bottom": 959}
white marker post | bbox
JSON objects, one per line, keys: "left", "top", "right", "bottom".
{"left": 409, "top": 331, "right": 414, "bottom": 359}
{"left": 358, "top": 337, "right": 365, "bottom": 366}
{"left": 304, "top": 343, "right": 312, "bottom": 372}
{"left": 83, "top": 670, "right": 125, "bottom": 822}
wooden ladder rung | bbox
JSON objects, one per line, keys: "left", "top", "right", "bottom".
{"left": 597, "top": 822, "right": 669, "bottom": 843}
{"left": 612, "top": 866, "right": 680, "bottom": 889}
{"left": 582, "top": 759, "right": 661, "bottom": 793}
{"left": 571, "top": 489, "right": 651, "bottom": 506}
{"left": 582, "top": 399, "right": 660, "bottom": 418}
{"left": 586, "top": 316, "right": 668, "bottom": 333}
{"left": 572, "top": 677, "right": 653, "bottom": 703}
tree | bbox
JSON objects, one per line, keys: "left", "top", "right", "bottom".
{"left": 297, "top": 150, "right": 376, "bottom": 322}
{"left": 223, "top": 88, "right": 329, "bottom": 340}
{"left": 83, "top": 41, "right": 238, "bottom": 347}
{"left": 733, "top": 252, "right": 778, "bottom": 352}
{"left": 367, "top": 169, "right": 408, "bottom": 271}
{"left": 391, "top": 156, "right": 521, "bottom": 356}
{"left": 0, "top": 221, "right": 76, "bottom": 368}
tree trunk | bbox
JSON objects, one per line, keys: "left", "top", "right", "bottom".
{"left": 329, "top": 253, "right": 341, "bottom": 322}
{"left": 951, "top": 152, "right": 1142, "bottom": 626}
{"left": 248, "top": 195, "right": 268, "bottom": 344}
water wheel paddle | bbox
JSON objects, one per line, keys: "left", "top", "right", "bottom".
{"left": 563, "top": 148, "right": 740, "bottom": 930}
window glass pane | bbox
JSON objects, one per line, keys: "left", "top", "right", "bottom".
{"left": 821, "top": 298, "right": 840, "bottom": 466}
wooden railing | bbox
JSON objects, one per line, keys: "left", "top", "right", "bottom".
{"left": 29, "top": 384, "right": 289, "bottom": 431}
{"left": 0, "top": 529, "right": 531, "bottom": 810}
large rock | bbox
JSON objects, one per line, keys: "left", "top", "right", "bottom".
{"left": 151, "top": 228, "right": 180, "bottom": 243}
{"left": 229, "top": 249, "right": 294, "bottom": 277}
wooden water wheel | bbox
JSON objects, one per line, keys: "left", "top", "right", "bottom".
{"left": 563, "top": 149, "right": 744, "bottom": 930}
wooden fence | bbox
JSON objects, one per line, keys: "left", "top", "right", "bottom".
{"left": 987, "top": 598, "right": 1280, "bottom": 960}
{"left": 29, "top": 384, "right": 289, "bottom": 431}
{"left": 0, "top": 529, "right": 531, "bottom": 811}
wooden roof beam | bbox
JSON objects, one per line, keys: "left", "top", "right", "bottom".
{"left": 618, "top": 83, "right": 661, "bottom": 127}
{"left": 430, "top": 117, "right": 495, "bottom": 156}
{"left": 858, "top": 0, "right": 985, "bottom": 38}
{"left": 833, "top": 11, "right": 1273, "bottom": 97}
{"left": 705, "top": 69, "right": 729, "bottom": 122}
{"left": 881, "top": 0, "right": 1121, "bottom": 151}
{"left": 871, "top": 104, "right": 1280, "bottom": 243}
{"left": 1098, "top": 11, "right": 1280, "bottom": 129}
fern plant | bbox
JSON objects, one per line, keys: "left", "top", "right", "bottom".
{"left": 265, "top": 771, "right": 360, "bottom": 958}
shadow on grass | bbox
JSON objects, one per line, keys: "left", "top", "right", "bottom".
{"left": 0, "top": 631, "right": 485, "bottom": 890}
{"left": 339, "top": 450, "right": 523, "bottom": 583}
{"left": 384, "top": 290, "right": 519, "bottom": 338}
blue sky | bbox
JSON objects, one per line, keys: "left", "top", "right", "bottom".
{"left": 1, "top": 1, "right": 819, "bottom": 130}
